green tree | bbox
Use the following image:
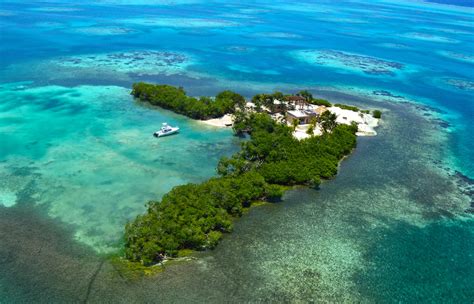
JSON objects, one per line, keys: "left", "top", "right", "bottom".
{"left": 272, "top": 91, "right": 284, "bottom": 100}
{"left": 291, "top": 118, "right": 299, "bottom": 131}
{"left": 131, "top": 83, "right": 244, "bottom": 120}
{"left": 373, "top": 110, "right": 382, "bottom": 119}
{"left": 334, "top": 103, "right": 359, "bottom": 112}
{"left": 217, "top": 156, "right": 251, "bottom": 177}
{"left": 310, "top": 98, "right": 332, "bottom": 107}
{"left": 320, "top": 111, "right": 337, "bottom": 133}
{"left": 298, "top": 90, "right": 313, "bottom": 102}
{"left": 232, "top": 110, "right": 249, "bottom": 135}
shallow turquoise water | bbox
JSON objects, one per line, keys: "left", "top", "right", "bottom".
{"left": 0, "top": 83, "right": 238, "bottom": 251}
{"left": 0, "top": 0, "right": 473, "bottom": 302}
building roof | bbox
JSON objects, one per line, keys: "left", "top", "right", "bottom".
{"left": 288, "top": 110, "right": 311, "bottom": 118}
{"left": 286, "top": 95, "right": 306, "bottom": 102}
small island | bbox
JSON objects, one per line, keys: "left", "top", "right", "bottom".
{"left": 131, "top": 82, "right": 381, "bottom": 137}
{"left": 125, "top": 83, "right": 381, "bottom": 266}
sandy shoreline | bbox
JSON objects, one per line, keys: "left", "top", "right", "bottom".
{"left": 199, "top": 108, "right": 379, "bottom": 138}
{"left": 199, "top": 114, "right": 234, "bottom": 127}
{"left": 328, "top": 106, "right": 379, "bottom": 136}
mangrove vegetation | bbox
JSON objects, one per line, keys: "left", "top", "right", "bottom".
{"left": 131, "top": 82, "right": 245, "bottom": 120}
{"left": 124, "top": 88, "right": 358, "bottom": 265}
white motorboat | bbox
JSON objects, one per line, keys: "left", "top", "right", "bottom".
{"left": 153, "top": 123, "right": 180, "bottom": 137}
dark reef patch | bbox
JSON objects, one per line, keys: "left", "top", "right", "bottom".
{"left": 372, "top": 90, "right": 405, "bottom": 99}
{"left": 445, "top": 78, "right": 474, "bottom": 91}
{"left": 453, "top": 171, "right": 474, "bottom": 213}
{"left": 354, "top": 219, "right": 474, "bottom": 303}
{"left": 0, "top": 203, "right": 102, "bottom": 302}
{"left": 299, "top": 50, "right": 404, "bottom": 76}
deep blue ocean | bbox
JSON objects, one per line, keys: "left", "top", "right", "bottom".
{"left": 0, "top": 0, "right": 473, "bottom": 302}
{"left": 428, "top": 0, "right": 474, "bottom": 7}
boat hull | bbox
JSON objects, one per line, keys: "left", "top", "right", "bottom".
{"left": 153, "top": 128, "right": 180, "bottom": 137}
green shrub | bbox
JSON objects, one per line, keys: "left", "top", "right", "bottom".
{"left": 334, "top": 103, "right": 359, "bottom": 112}
{"left": 310, "top": 98, "right": 332, "bottom": 107}
{"left": 131, "top": 82, "right": 244, "bottom": 120}
{"left": 207, "top": 231, "right": 223, "bottom": 249}
{"left": 373, "top": 110, "right": 382, "bottom": 118}
{"left": 264, "top": 184, "right": 285, "bottom": 201}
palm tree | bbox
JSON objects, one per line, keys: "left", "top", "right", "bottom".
{"left": 307, "top": 116, "right": 317, "bottom": 136}
{"left": 320, "top": 111, "right": 337, "bottom": 133}
{"left": 292, "top": 118, "right": 299, "bottom": 131}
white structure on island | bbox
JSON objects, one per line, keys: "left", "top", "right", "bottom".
{"left": 201, "top": 95, "right": 380, "bottom": 138}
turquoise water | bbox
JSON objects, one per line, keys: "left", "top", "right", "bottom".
{"left": 0, "top": 83, "right": 239, "bottom": 251}
{"left": 0, "top": 0, "right": 473, "bottom": 302}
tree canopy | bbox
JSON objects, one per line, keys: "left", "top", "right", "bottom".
{"left": 373, "top": 110, "right": 382, "bottom": 118}
{"left": 334, "top": 103, "right": 359, "bottom": 112}
{"left": 124, "top": 89, "right": 358, "bottom": 266}
{"left": 125, "top": 171, "right": 277, "bottom": 265}
{"left": 131, "top": 82, "right": 245, "bottom": 120}
{"left": 320, "top": 111, "right": 338, "bottom": 133}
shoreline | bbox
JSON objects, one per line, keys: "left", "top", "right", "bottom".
{"left": 198, "top": 113, "right": 234, "bottom": 127}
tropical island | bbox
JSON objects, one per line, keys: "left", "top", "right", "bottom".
{"left": 125, "top": 83, "right": 381, "bottom": 266}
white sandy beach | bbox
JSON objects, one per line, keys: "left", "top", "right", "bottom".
{"left": 327, "top": 106, "right": 379, "bottom": 136}
{"left": 199, "top": 114, "right": 234, "bottom": 127}
{"left": 292, "top": 124, "right": 323, "bottom": 140}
